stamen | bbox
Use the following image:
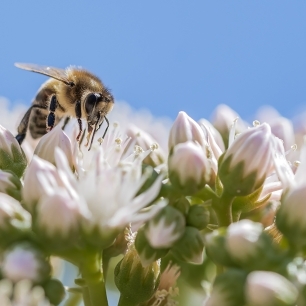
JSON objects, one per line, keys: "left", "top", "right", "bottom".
{"left": 294, "top": 160, "right": 301, "bottom": 167}
{"left": 291, "top": 144, "right": 298, "bottom": 151}
{"left": 253, "top": 120, "right": 260, "bottom": 127}
{"left": 134, "top": 145, "right": 144, "bottom": 156}
{"left": 98, "top": 137, "right": 104, "bottom": 144}
{"left": 285, "top": 144, "right": 297, "bottom": 156}
{"left": 113, "top": 122, "right": 119, "bottom": 128}
{"left": 150, "top": 143, "right": 159, "bottom": 151}
{"left": 115, "top": 138, "right": 122, "bottom": 145}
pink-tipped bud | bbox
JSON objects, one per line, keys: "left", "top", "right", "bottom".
{"left": 219, "top": 123, "right": 273, "bottom": 196}
{"left": 0, "top": 125, "right": 27, "bottom": 178}
{"left": 168, "top": 111, "right": 205, "bottom": 151}
{"left": 225, "top": 220, "right": 263, "bottom": 262}
{"left": 22, "top": 156, "right": 61, "bottom": 211}
{"left": 37, "top": 191, "right": 89, "bottom": 239}
{"left": 169, "top": 141, "right": 211, "bottom": 194}
{"left": 34, "top": 125, "right": 74, "bottom": 169}
{"left": 246, "top": 271, "right": 298, "bottom": 306}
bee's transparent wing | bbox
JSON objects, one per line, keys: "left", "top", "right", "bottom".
{"left": 15, "top": 63, "right": 72, "bottom": 86}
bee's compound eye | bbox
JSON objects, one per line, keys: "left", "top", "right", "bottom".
{"left": 85, "top": 93, "right": 99, "bottom": 115}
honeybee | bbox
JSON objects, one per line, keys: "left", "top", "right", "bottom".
{"left": 15, "top": 63, "right": 114, "bottom": 150}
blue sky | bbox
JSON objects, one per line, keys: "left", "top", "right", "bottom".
{"left": 1, "top": 1, "right": 306, "bottom": 122}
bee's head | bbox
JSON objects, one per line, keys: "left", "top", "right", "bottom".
{"left": 84, "top": 91, "right": 114, "bottom": 125}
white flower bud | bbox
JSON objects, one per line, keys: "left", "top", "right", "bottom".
{"left": 246, "top": 271, "right": 298, "bottom": 306}
{"left": 2, "top": 243, "right": 50, "bottom": 283}
{"left": 199, "top": 118, "right": 225, "bottom": 153}
{"left": 0, "top": 171, "right": 17, "bottom": 193}
{"left": 37, "top": 191, "right": 89, "bottom": 239}
{"left": 277, "top": 183, "right": 306, "bottom": 246}
{"left": 211, "top": 104, "right": 246, "bottom": 135}
{"left": 145, "top": 206, "right": 185, "bottom": 248}
{"left": 0, "top": 125, "right": 27, "bottom": 178}
{"left": 270, "top": 117, "right": 295, "bottom": 151}
{"left": 168, "top": 111, "right": 205, "bottom": 150}
{"left": 219, "top": 123, "right": 273, "bottom": 196}
{"left": 169, "top": 141, "right": 211, "bottom": 194}
{"left": 226, "top": 220, "right": 263, "bottom": 262}
{"left": 0, "top": 193, "right": 31, "bottom": 231}
{"left": 0, "top": 125, "right": 23, "bottom": 157}
{"left": 34, "top": 125, "right": 74, "bottom": 169}
{"left": 22, "top": 155, "right": 61, "bottom": 211}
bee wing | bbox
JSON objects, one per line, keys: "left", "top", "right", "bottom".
{"left": 15, "top": 63, "right": 73, "bottom": 86}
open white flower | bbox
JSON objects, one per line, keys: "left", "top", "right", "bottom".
{"left": 53, "top": 145, "right": 166, "bottom": 240}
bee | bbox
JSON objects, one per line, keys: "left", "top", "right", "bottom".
{"left": 15, "top": 63, "right": 114, "bottom": 150}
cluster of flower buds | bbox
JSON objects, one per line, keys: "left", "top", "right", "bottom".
{"left": 0, "top": 100, "right": 305, "bottom": 305}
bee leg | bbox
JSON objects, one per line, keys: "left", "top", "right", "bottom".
{"left": 46, "top": 95, "right": 57, "bottom": 132}
{"left": 16, "top": 104, "right": 48, "bottom": 145}
{"left": 61, "top": 116, "right": 71, "bottom": 131}
{"left": 101, "top": 117, "right": 110, "bottom": 139}
{"left": 75, "top": 101, "right": 83, "bottom": 141}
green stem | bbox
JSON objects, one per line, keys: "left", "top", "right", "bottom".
{"left": 82, "top": 287, "right": 91, "bottom": 306}
{"left": 64, "top": 292, "right": 82, "bottom": 306}
{"left": 118, "top": 295, "right": 137, "bottom": 306}
{"left": 213, "top": 191, "right": 235, "bottom": 227}
{"left": 80, "top": 251, "right": 108, "bottom": 306}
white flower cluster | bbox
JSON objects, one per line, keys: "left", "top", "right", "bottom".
{"left": 0, "top": 100, "right": 305, "bottom": 305}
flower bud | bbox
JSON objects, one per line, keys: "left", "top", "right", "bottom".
{"left": 43, "top": 279, "right": 66, "bottom": 305}
{"left": 211, "top": 104, "right": 246, "bottom": 142}
{"left": 205, "top": 229, "right": 234, "bottom": 267}
{"left": 36, "top": 191, "right": 88, "bottom": 241}
{"left": 0, "top": 170, "right": 22, "bottom": 201}
{"left": 145, "top": 206, "right": 185, "bottom": 249}
{"left": 22, "top": 155, "right": 61, "bottom": 211}
{"left": 270, "top": 117, "right": 295, "bottom": 151}
{"left": 168, "top": 111, "right": 205, "bottom": 151}
{"left": 115, "top": 246, "right": 160, "bottom": 305}
{"left": 276, "top": 183, "right": 306, "bottom": 248}
{"left": 169, "top": 141, "right": 211, "bottom": 195}
{"left": 34, "top": 124, "right": 74, "bottom": 169}
{"left": 1, "top": 242, "right": 51, "bottom": 283}
{"left": 135, "top": 228, "right": 169, "bottom": 266}
{"left": 219, "top": 123, "right": 273, "bottom": 196}
{"left": 245, "top": 271, "right": 298, "bottom": 306}
{"left": 225, "top": 219, "right": 263, "bottom": 263}
{"left": 171, "top": 227, "right": 204, "bottom": 264}
{"left": 0, "top": 193, "right": 31, "bottom": 234}
{"left": 199, "top": 118, "right": 225, "bottom": 152}
{"left": 0, "top": 125, "right": 27, "bottom": 178}
{"left": 171, "top": 197, "right": 190, "bottom": 216}
{"left": 205, "top": 268, "right": 247, "bottom": 306}
{"left": 186, "top": 204, "right": 209, "bottom": 230}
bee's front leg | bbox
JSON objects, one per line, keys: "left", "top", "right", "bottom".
{"left": 46, "top": 95, "right": 57, "bottom": 132}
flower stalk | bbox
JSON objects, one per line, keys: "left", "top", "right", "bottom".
{"left": 80, "top": 251, "right": 108, "bottom": 306}
{"left": 212, "top": 191, "right": 235, "bottom": 227}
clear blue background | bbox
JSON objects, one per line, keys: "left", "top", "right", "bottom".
{"left": 1, "top": 1, "right": 306, "bottom": 121}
